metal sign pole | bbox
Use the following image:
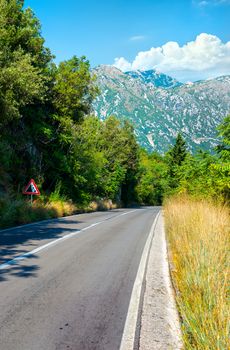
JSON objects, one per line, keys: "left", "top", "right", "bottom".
{"left": 31, "top": 194, "right": 33, "bottom": 205}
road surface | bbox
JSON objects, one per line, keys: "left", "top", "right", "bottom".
{"left": 0, "top": 207, "right": 160, "bottom": 350}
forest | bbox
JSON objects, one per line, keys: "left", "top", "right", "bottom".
{"left": 0, "top": 0, "right": 229, "bottom": 228}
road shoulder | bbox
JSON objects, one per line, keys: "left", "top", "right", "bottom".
{"left": 139, "top": 212, "right": 183, "bottom": 350}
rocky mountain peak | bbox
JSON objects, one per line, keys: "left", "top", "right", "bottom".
{"left": 125, "top": 69, "right": 182, "bottom": 89}
{"left": 93, "top": 67, "right": 230, "bottom": 153}
{"left": 94, "top": 65, "right": 124, "bottom": 78}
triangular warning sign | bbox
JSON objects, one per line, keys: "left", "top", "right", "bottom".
{"left": 23, "top": 179, "right": 40, "bottom": 195}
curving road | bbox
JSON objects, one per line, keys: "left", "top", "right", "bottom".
{"left": 0, "top": 207, "right": 160, "bottom": 350}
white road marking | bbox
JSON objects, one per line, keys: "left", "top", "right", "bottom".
{"left": 119, "top": 211, "right": 136, "bottom": 216}
{"left": 119, "top": 210, "right": 161, "bottom": 350}
{"left": 0, "top": 210, "right": 137, "bottom": 270}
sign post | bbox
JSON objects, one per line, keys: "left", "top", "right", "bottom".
{"left": 22, "top": 179, "right": 40, "bottom": 204}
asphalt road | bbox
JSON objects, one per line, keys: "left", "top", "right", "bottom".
{"left": 0, "top": 207, "right": 160, "bottom": 350}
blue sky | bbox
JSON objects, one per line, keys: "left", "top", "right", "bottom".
{"left": 24, "top": 0, "right": 230, "bottom": 81}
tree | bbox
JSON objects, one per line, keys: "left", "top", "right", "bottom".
{"left": 0, "top": 0, "right": 52, "bottom": 126}
{"left": 174, "top": 151, "right": 219, "bottom": 198}
{"left": 165, "top": 116, "right": 230, "bottom": 202}
{"left": 62, "top": 116, "right": 106, "bottom": 203}
{"left": 166, "top": 133, "right": 188, "bottom": 190}
{"left": 0, "top": 0, "right": 54, "bottom": 193}
{"left": 41, "top": 57, "right": 100, "bottom": 196}
{"left": 99, "top": 116, "right": 139, "bottom": 203}
{"left": 169, "top": 133, "right": 188, "bottom": 166}
{"left": 135, "top": 150, "right": 169, "bottom": 205}
{"left": 53, "top": 56, "right": 99, "bottom": 123}
{"left": 212, "top": 115, "right": 230, "bottom": 201}
{"left": 216, "top": 115, "right": 230, "bottom": 161}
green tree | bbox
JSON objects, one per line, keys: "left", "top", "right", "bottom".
{"left": 53, "top": 56, "right": 99, "bottom": 123}
{"left": 99, "top": 116, "right": 139, "bottom": 203}
{"left": 165, "top": 132, "right": 188, "bottom": 191}
{"left": 0, "top": 0, "right": 54, "bottom": 193}
{"left": 167, "top": 116, "right": 230, "bottom": 202}
{"left": 135, "top": 150, "right": 169, "bottom": 205}
{"left": 0, "top": 0, "right": 52, "bottom": 125}
{"left": 63, "top": 116, "right": 106, "bottom": 203}
{"left": 174, "top": 151, "right": 218, "bottom": 198}
{"left": 216, "top": 115, "right": 230, "bottom": 161}
{"left": 41, "top": 57, "right": 100, "bottom": 196}
{"left": 169, "top": 133, "right": 188, "bottom": 166}
{"left": 212, "top": 115, "right": 230, "bottom": 201}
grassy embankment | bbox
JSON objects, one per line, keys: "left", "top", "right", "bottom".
{"left": 0, "top": 194, "right": 117, "bottom": 229}
{"left": 164, "top": 196, "right": 229, "bottom": 350}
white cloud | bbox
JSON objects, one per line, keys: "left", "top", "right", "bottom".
{"left": 113, "top": 33, "right": 230, "bottom": 82}
{"left": 129, "top": 35, "right": 146, "bottom": 41}
{"left": 114, "top": 57, "right": 132, "bottom": 72}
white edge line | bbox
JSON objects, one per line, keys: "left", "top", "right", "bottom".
{"left": 119, "top": 210, "right": 161, "bottom": 350}
{"left": 0, "top": 210, "right": 137, "bottom": 270}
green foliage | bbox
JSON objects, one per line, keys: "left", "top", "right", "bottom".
{"left": 61, "top": 115, "right": 140, "bottom": 204}
{"left": 49, "top": 181, "right": 67, "bottom": 202}
{"left": 164, "top": 132, "right": 189, "bottom": 191}
{"left": 0, "top": 0, "right": 54, "bottom": 195}
{"left": 53, "top": 56, "right": 99, "bottom": 122}
{"left": 213, "top": 115, "right": 230, "bottom": 199}
{"left": 166, "top": 119, "right": 230, "bottom": 202}
{"left": 169, "top": 133, "right": 188, "bottom": 166}
{"left": 65, "top": 116, "right": 107, "bottom": 203}
{"left": 0, "top": 0, "right": 52, "bottom": 125}
{"left": 216, "top": 114, "right": 230, "bottom": 161}
{"left": 173, "top": 152, "right": 219, "bottom": 198}
{"left": 100, "top": 116, "right": 139, "bottom": 203}
{"left": 135, "top": 150, "right": 169, "bottom": 205}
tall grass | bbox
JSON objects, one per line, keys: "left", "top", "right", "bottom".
{"left": 0, "top": 194, "right": 77, "bottom": 229}
{"left": 0, "top": 193, "right": 118, "bottom": 229}
{"left": 164, "top": 195, "right": 229, "bottom": 350}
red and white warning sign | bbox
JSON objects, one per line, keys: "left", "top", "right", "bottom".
{"left": 23, "top": 179, "right": 40, "bottom": 195}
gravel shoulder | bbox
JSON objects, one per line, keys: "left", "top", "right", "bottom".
{"left": 139, "top": 212, "right": 183, "bottom": 350}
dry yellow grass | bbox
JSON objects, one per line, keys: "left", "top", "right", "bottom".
{"left": 46, "top": 200, "right": 76, "bottom": 217}
{"left": 89, "top": 199, "right": 117, "bottom": 211}
{"left": 0, "top": 194, "right": 119, "bottom": 229}
{"left": 164, "top": 195, "right": 230, "bottom": 350}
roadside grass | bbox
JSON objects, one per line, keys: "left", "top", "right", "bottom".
{"left": 0, "top": 195, "right": 76, "bottom": 228}
{"left": 164, "top": 195, "right": 229, "bottom": 350}
{"left": 0, "top": 194, "right": 118, "bottom": 229}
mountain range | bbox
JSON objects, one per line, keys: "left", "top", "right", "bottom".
{"left": 93, "top": 65, "right": 230, "bottom": 153}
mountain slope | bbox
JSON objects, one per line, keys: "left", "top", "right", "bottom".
{"left": 125, "top": 69, "right": 182, "bottom": 88}
{"left": 93, "top": 65, "right": 230, "bottom": 153}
